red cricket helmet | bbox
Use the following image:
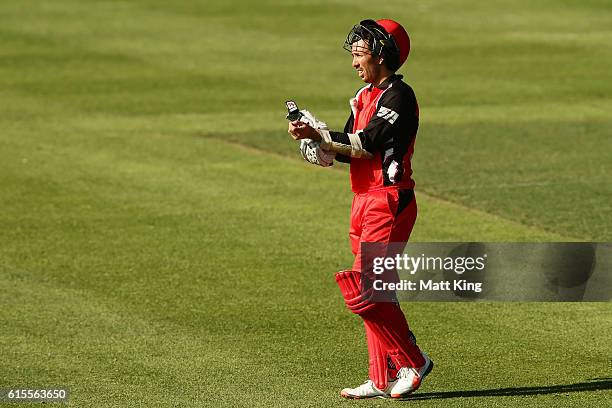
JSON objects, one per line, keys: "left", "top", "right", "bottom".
{"left": 376, "top": 19, "right": 410, "bottom": 69}
{"left": 344, "top": 19, "right": 411, "bottom": 71}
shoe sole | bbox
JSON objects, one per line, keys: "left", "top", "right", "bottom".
{"left": 340, "top": 390, "right": 388, "bottom": 400}
{"left": 340, "top": 394, "right": 388, "bottom": 400}
{"left": 389, "top": 359, "right": 434, "bottom": 399}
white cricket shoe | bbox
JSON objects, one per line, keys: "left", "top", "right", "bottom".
{"left": 340, "top": 379, "right": 395, "bottom": 399}
{"left": 389, "top": 352, "right": 434, "bottom": 398}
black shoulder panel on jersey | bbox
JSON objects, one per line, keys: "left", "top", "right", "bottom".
{"left": 362, "top": 79, "right": 418, "bottom": 153}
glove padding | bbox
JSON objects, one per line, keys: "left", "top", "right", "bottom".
{"left": 300, "top": 138, "right": 335, "bottom": 167}
{"left": 296, "top": 110, "right": 336, "bottom": 167}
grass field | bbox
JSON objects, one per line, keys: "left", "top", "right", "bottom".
{"left": 1, "top": 1, "right": 611, "bottom": 407}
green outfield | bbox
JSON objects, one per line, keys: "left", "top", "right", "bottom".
{"left": 1, "top": 1, "right": 611, "bottom": 407}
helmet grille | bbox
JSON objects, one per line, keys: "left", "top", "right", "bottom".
{"left": 343, "top": 20, "right": 401, "bottom": 70}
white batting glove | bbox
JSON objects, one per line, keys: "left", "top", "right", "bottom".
{"left": 296, "top": 110, "right": 336, "bottom": 167}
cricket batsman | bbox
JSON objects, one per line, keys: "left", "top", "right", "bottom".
{"left": 287, "top": 19, "right": 433, "bottom": 398}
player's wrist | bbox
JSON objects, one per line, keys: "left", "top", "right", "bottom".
{"left": 310, "top": 128, "right": 323, "bottom": 142}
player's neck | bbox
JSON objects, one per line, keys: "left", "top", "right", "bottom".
{"left": 371, "top": 70, "right": 394, "bottom": 88}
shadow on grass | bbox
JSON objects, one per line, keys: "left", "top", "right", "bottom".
{"left": 406, "top": 378, "right": 612, "bottom": 401}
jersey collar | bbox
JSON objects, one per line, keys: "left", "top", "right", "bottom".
{"left": 369, "top": 74, "right": 403, "bottom": 90}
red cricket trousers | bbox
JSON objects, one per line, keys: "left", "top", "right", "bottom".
{"left": 350, "top": 188, "right": 417, "bottom": 272}
{"left": 346, "top": 187, "right": 425, "bottom": 389}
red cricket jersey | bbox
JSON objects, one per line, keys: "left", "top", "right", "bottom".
{"left": 331, "top": 74, "right": 419, "bottom": 194}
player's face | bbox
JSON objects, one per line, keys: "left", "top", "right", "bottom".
{"left": 351, "top": 40, "right": 382, "bottom": 84}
